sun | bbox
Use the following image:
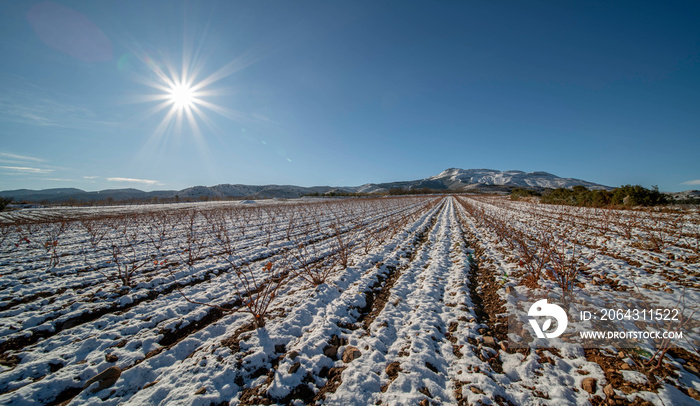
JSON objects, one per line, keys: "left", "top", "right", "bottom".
{"left": 168, "top": 82, "right": 195, "bottom": 110}
{"left": 132, "top": 42, "right": 270, "bottom": 153}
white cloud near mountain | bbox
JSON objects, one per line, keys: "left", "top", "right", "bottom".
{"left": 107, "top": 177, "right": 161, "bottom": 185}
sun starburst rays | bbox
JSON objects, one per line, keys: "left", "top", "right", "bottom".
{"left": 134, "top": 52, "right": 248, "bottom": 145}
{"left": 129, "top": 37, "right": 278, "bottom": 145}
{"left": 126, "top": 37, "right": 279, "bottom": 184}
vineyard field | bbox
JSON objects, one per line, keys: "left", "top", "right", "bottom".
{"left": 0, "top": 196, "right": 698, "bottom": 405}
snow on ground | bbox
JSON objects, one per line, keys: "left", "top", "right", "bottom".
{"left": 0, "top": 196, "right": 699, "bottom": 405}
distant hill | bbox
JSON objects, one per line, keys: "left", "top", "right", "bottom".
{"left": 0, "top": 185, "right": 350, "bottom": 203}
{"left": 0, "top": 168, "right": 612, "bottom": 203}
{"left": 177, "top": 184, "right": 353, "bottom": 199}
{"left": 0, "top": 188, "right": 176, "bottom": 203}
{"left": 668, "top": 190, "right": 700, "bottom": 201}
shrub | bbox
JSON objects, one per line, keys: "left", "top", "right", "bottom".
{"left": 510, "top": 188, "right": 541, "bottom": 201}
{"left": 611, "top": 185, "right": 667, "bottom": 207}
{"left": 0, "top": 197, "right": 12, "bottom": 211}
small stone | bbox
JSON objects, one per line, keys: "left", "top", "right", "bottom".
{"left": 618, "top": 351, "right": 625, "bottom": 358}
{"left": 288, "top": 350, "right": 299, "bottom": 360}
{"left": 105, "top": 353, "right": 118, "bottom": 363}
{"left": 483, "top": 336, "right": 497, "bottom": 348}
{"left": 323, "top": 345, "right": 338, "bottom": 359}
{"left": 289, "top": 362, "right": 301, "bottom": 374}
{"left": 419, "top": 399, "right": 429, "bottom": 406}
{"left": 620, "top": 363, "right": 631, "bottom": 370}
{"left": 274, "top": 344, "right": 286, "bottom": 353}
{"left": 581, "top": 377, "right": 597, "bottom": 394}
{"left": 194, "top": 387, "right": 206, "bottom": 395}
{"left": 620, "top": 386, "right": 635, "bottom": 395}
{"left": 83, "top": 366, "right": 121, "bottom": 393}
{"left": 603, "top": 384, "right": 615, "bottom": 398}
{"left": 500, "top": 341, "right": 509, "bottom": 352}
{"left": 470, "top": 386, "right": 484, "bottom": 394}
{"left": 505, "top": 286, "right": 513, "bottom": 294}
{"left": 386, "top": 362, "right": 401, "bottom": 378}
{"left": 342, "top": 346, "right": 361, "bottom": 363}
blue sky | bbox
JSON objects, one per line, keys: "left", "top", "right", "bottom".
{"left": 1, "top": 1, "right": 698, "bottom": 192}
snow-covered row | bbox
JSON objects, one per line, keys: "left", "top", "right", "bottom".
{"left": 0, "top": 196, "right": 440, "bottom": 405}
{"left": 456, "top": 196, "right": 700, "bottom": 405}
{"left": 0, "top": 198, "right": 427, "bottom": 348}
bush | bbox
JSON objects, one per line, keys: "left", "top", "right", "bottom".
{"left": 611, "top": 185, "right": 666, "bottom": 206}
{"left": 540, "top": 188, "right": 577, "bottom": 205}
{"left": 510, "top": 188, "right": 540, "bottom": 200}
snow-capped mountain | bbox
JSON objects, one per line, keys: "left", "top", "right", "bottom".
{"left": 355, "top": 168, "right": 610, "bottom": 193}
{"left": 432, "top": 168, "right": 609, "bottom": 190}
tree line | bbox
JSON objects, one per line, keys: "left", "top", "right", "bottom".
{"left": 511, "top": 185, "right": 669, "bottom": 207}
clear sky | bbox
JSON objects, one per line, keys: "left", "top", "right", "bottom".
{"left": 1, "top": 1, "right": 699, "bottom": 192}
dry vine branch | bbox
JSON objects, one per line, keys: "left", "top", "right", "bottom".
{"left": 176, "top": 209, "right": 208, "bottom": 267}
{"left": 106, "top": 217, "right": 150, "bottom": 288}
{"left": 546, "top": 228, "right": 597, "bottom": 301}
{"left": 290, "top": 222, "right": 338, "bottom": 286}
{"left": 42, "top": 221, "right": 69, "bottom": 269}
{"left": 219, "top": 256, "right": 289, "bottom": 328}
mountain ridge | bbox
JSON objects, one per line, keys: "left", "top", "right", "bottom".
{"left": 0, "top": 168, "right": 611, "bottom": 203}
